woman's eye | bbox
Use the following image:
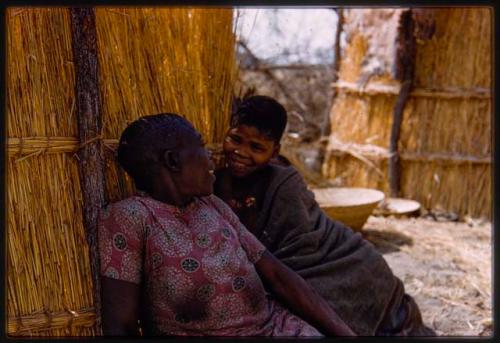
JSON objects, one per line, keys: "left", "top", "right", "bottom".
{"left": 228, "top": 135, "right": 241, "bottom": 143}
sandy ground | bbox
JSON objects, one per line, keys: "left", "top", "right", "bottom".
{"left": 362, "top": 215, "right": 493, "bottom": 337}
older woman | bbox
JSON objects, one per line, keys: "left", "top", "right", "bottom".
{"left": 98, "top": 113, "right": 355, "bottom": 337}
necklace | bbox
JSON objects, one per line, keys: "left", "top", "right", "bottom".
{"left": 228, "top": 196, "right": 257, "bottom": 210}
{"left": 228, "top": 175, "right": 259, "bottom": 210}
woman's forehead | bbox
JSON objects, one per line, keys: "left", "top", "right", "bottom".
{"left": 230, "top": 125, "right": 274, "bottom": 143}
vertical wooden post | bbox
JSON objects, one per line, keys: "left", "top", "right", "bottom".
{"left": 70, "top": 7, "right": 104, "bottom": 335}
{"left": 388, "top": 10, "right": 416, "bottom": 197}
{"left": 332, "top": 8, "right": 344, "bottom": 98}
{"left": 323, "top": 7, "right": 344, "bottom": 137}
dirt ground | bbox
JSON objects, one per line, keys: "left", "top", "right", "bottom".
{"left": 361, "top": 215, "right": 493, "bottom": 337}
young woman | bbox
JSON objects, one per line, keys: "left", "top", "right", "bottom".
{"left": 98, "top": 113, "right": 355, "bottom": 337}
{"left": 214, "top": 95, "right": 435, "bottom": 336}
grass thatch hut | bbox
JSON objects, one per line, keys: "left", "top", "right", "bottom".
{"left": 7, "top": 7, "right": 236, "bottom": 336}
{"left": 323, "top": 8, "right": 491, "bottom": 219}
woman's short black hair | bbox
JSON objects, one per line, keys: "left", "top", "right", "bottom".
{"left": 231, "top": 95, "right": 287, "bottom": 143}
{"left": 117, "top": 113, "right": 197, "bottom": 190}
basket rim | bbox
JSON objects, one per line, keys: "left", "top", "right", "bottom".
{"left": 312, "top": 187, "right": 385, "bottom": 208}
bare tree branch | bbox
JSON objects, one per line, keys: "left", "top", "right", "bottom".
{"left": 237, "top": 40, "right": 309, "bottom": 113}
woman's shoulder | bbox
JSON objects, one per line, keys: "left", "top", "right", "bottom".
{"left": 201, "top": 193, "right": 226, "bottom": 208}
{"left": 199, "top": 194, "right": 238, "bottom": 222}
{"left": 105, "top": 195, "right": 142, "bottom": 209}
{"left": 268, "top": 162, "right": 305, "bottom": 185}
{"left": 265, "top": 163, "right": 317, "bottom": 206}
{"left": 103, "top": 195, "right": 152, "bottom": 219}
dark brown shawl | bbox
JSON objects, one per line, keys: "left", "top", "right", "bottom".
{"left": 254, "top": 164, "right": 431, "bottom": 336}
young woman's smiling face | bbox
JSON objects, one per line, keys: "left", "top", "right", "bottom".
{"left": 223, "top": 124, "right": 280, "bottom": 178}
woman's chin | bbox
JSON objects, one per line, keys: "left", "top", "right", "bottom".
{"left": 227, "top": 161, "right": 252, "bottom": 178}
{"left": 200, "top": 186, "right": 214, "bottom": 197}
{"left": 229, "top": 168, "right": 251, "bottom": 178}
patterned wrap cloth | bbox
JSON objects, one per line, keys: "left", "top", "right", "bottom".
{"left": 98, "top": 193, "right": 322, "bottom": 337}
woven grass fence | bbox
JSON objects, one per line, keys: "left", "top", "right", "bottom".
{"left": 323, "top": 8, "right": 491, "bottom": 219}
{"left": 7, "top": 7, "right": 237, "bottom": 337}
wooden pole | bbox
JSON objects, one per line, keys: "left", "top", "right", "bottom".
{"left": 332, "top": 8, "right": 343, "bottom": 93}
{"left": 70, "top": 7, "right": 104, "bottom": 335}
{"left": 388, "top": 9, "right": 416, "bottom": 197}
{"left": 323, "top": 7, "right": 344, "bottom": 137}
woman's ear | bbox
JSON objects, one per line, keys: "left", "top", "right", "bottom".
{"left": 272, "top": 143, "right": 281, "bottom": 158}
{"left": 163, "top": 150, "right": 181, "bottom": 171}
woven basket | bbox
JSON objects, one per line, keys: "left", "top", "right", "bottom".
{"left": 311, "top": 187, "right": 385, "bottom": 231}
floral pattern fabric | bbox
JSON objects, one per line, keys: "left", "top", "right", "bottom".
{"left": 98, "top": 193, "right": 321, "bottom": 337}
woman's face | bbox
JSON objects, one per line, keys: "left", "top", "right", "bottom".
{"left": 176, "top": 133, "right": 216, "bottom": 199}
{"left": 223, "top": 124, "right": 279, "bottom": 178}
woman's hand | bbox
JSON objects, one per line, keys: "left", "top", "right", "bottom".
{"left": 255, "top": 251, "right": 356, "bottom": 336}
{"left": 101, "top": 276, "right": 141, "bottom": 336}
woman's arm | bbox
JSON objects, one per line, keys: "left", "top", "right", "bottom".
{"left": 101, "top": 276, "right": 141, "bottom": 336}
{"left": 255, "top": 250, "right": 356, "bottom": 336}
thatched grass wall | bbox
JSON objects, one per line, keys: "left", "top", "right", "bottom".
{"left": 95, "top": 8, "right": 236, "bottom": 202}
{"left": 7, "top": 7, "right": 237, "bottom": 336}
{"left": 323, "top": 8, "right": 491, "bottom": 219}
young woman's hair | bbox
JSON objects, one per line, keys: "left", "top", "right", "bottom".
{"left": 231, "top": 95, "right": 287, "bottom": 143}
{"left": 117, "top": 113, "right": 197, "bottom": 190}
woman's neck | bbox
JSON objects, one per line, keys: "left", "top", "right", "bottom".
{"left": 143, "top": 183, "right": 194, "bottom": 208}
{"left": 231, "top": 165, "right": 267, "bottom": 190}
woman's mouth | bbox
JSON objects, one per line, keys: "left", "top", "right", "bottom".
{"left": 232, "top": 160, "right": 247, "bottom": 169}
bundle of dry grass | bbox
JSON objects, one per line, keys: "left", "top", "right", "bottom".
{"left": 324, "top": 8, "right": 491, "bottom": 219}
{"left": 7, "top": 8, "right": 95, "bottom": 336}
{"left": 7, "top": 7, "right": 237, "bottom": 336}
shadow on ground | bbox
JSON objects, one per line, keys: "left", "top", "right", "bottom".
{"left": 361, "top": 228, "right": 414, "bottom": 254}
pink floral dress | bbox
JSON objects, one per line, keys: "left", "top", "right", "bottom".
{"left": 98, "top": 193, "right": 321, "bottom": 337}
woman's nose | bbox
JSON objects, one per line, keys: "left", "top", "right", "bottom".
{"left": 234, "top": 147, "right": 249, "bottom": 158}
{"left": 206, "top": 148, "right": 213, "bottom": 159}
